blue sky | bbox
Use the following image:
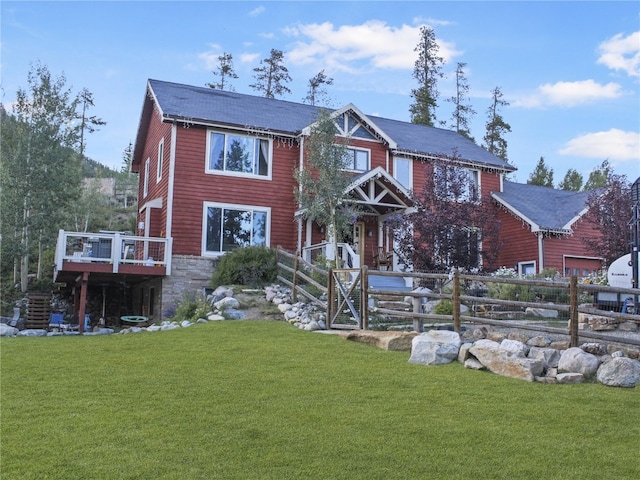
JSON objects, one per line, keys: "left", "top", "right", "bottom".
{"left": 2, "top": 0, "right": 639, "bottom": 184}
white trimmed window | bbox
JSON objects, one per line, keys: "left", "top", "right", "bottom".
{"left": 206, "top": 131, "right": 271, "bottom": 178}
{"left": 143, "top": 158, "right": 150, "bottom": 198}
{"left": 202, "top": 202, "right": 270, "bottom": 255}
{"left": 156, "top": 138, "right": 164, "bottom": 182}
{"left": 434, "top": 165, "right": 479, "bottom": 202}
{"left": 345, "top": 147, "right": 370, "bottom": 172}
{"left": 393, "top": 157, "right": 412, "bottom": 189}
{"left": 518, "top": 261, "right": 536, "bottom": 277}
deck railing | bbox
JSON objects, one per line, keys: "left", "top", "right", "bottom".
{"left": 302, "top": 241, "right": 361, "bottom": 269}
{"left": 54, "top": 230, "right": 172, "bottom": 275}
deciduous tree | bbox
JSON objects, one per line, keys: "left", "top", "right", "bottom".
{"left": 77, "top": 88, "right": 106, "bottom": 157}
{"left": 294, "top": 110, "right": 360, "bottom": 268}
{"left": 393, "top": 159, "right": 502, "bottom": 273}
{"left": 583, "top": 173, "right": 632, "bottom": 266}
{"left": 583, "top": 159, "right": 612, "bottom": 190}
{"left": 0, "top": 63, "right": 83, "bottom": 291}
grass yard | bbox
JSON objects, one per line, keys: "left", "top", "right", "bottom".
{"left": 1, "top": 321, "right": 638, "bottom": 479}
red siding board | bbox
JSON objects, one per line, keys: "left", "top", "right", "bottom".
{"left": 169, "top": 127, "right": 298, "bottom": 255}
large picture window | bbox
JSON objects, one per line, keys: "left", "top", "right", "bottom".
{"left": 206, "top": 131, "right": 270, "bottom": 177}
{"left": 203, "top": 202, "right": 269, "bottom": 255}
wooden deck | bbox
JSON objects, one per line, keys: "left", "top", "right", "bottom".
{"left": 54, "top": 230, "right": 172, "bottom": 283}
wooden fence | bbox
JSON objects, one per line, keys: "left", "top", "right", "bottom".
{"left": 275, "top": 247, "right": 640, "bottom": 347}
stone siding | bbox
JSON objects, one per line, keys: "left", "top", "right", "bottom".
{"left": 160, "top": 255, "right": 218, "bottom": 318}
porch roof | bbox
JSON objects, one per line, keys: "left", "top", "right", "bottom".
{"left": 346, "top": 167, "right": 413, "bottom": 215}
{"left": 295, "top": 167, "right": 413, "bottom": 217}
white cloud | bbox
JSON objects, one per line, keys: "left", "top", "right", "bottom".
{"left": 283, "top": 21, "right": 461, "bottom": 72}
{"left": 597, "top": 31, "right": 640, "bottom": 77}
{"left": 239, "top": 52, "right": 260, "bottom": 64}
{"left": 412, "top": 16, "right": 455, "bottom": 27}
{"left": 513, "top": 80, "right": 623, "bottom": 108}
{"left": 197, "top": 44, "right": 223, "bottom": 70}
{"left": 248, "top": 6, "right": 265, "bottom": 17}
{"left": 559, "top": 129, "right": 640, "bottom": 165}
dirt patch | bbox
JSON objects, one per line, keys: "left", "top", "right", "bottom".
{"left": 234, "top": 290, "right": 283, "bottom": 320}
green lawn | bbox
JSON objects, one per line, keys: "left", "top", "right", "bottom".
{"left": 1, "top": 321, "right": 638, "bottom": 479}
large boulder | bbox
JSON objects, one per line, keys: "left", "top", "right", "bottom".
{"left": 0, "top": 324, "right": 19, "bottom": 337}
{"left": 469, "top": 340, "right": 544, "bottom": 382}
{"left": 500, "top": 339, "right": 529, "bottom": 356}
{"left": 528, "top": 347, "right": 561, "bottom": 369}
{"left": 214, "top": 297, "right": 240, "bottom": 310}
{"left": 408, "top": 330, "right": 461, "bottom": 365}
{"left": 596, "top": 357, "right": 640, "bottom": 388}
{"left": 558, "top": 347, "right": 600, "bottom": 378}
{"left": 346, "top": 331, "right": 417, "bottom": 351}
{"left": 17, "top": 329, "right": 47, "bottom": 337}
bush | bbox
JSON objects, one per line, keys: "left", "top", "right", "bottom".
{"left": 211, "top": 247, "right": 277, "bottom": 288}
{"left": 434, "top": 299, "right": 454, "bottom": 315}
{"left": 168, "top": 291, "right": 210, "bottom": 322}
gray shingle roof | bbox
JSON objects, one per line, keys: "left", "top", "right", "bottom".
{"left": 143, "top": 79, "right": 514, "bottom": 172}
{"left": 492, "top": 181, "right": 592, "bottom": 232}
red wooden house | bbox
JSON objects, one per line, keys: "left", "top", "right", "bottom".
{"left": 491, "top": 181, "right": 603, "bottom": 276}
{"left": 54, "top": 79, "right": 601, "bottom": 324}
{"left": 122, "top": 79, "right": 518, "bottom": 317}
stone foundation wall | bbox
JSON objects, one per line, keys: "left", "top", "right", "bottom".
{"left": 160, "top": 255, "right": 218, "bottom": 318}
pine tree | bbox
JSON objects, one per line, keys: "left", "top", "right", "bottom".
{"left": 250, "top": 49, "right": 292, "bottom": 99}
{"left": 206, "top": 52, "right": 238, "bottom": 91}
{"left": 527, "top": 157, "right": 554, "bottom": 187}
{"left": 409, "top": 26, "right": 444, "bottom": 126}
{"left": 558, "top": 168, "right": 583, "bottom": 191}
{"left": 445, "top": 62, "right": 475, "bottom": 141}
{"left": 483, "top": 86, "right": 511, "bottom": 162}
{"left": 303, "top": 70, "right": 334, "bottom": 106}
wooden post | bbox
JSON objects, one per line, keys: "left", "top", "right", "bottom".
{"left": 326, "top": 268, "right": 334, "bottom": 329}
{"left": 452, "top": 269, "right": 461, "bottom": 333}
{"left": 569, "top": 275, "right": 579, "bottom": 347}
{"left": 361, "top": 266, "right": 369, "bottom": 330}
{"left": 77, "top": 271, "right": 89, "bottom": 334}
{"left": 412, "top": 296, "right": 423, "bottom": 333}
{"left": 292, "top": 253, "right": 299, "bottom": 303}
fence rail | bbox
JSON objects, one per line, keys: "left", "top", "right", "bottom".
{"left": 275, "top": 247, "right": 640, "bottom": 347}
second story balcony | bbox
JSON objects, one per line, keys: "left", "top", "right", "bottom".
{"left": 54, "top": 230, "right": 172, "bottom": 283}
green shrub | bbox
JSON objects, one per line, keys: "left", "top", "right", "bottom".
{"left": 434, "top": 299, "right": 453, "bottom": 315}
{"left": 211, "top": 247, "right": 277, "bottom": 288}
{"left": 168, "top": 291, "right": 210, "bottom": 322}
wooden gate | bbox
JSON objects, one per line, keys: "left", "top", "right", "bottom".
{"left": 327, "top": 268, "right": 368, "bottom": 329}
